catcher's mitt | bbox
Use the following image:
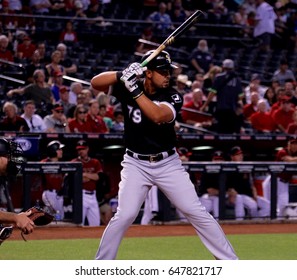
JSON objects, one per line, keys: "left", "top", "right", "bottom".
{"left": 26, "top": 206, "right": 54, "bottom": 226}
{"left": 0, "top": 225, "right": 13, "bottom": 246}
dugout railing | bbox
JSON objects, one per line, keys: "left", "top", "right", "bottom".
{"left": 182, "top": 161, "right": 297, "bottom": 220}
{"left": 22, "top": 162, "right": 83, "bottom": 224}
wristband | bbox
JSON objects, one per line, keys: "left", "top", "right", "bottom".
{"left": 116, "top": 71, "right": 123, "bottom": 82}
{"left": 133, "top": 91, "right": 143, "bottom": 100}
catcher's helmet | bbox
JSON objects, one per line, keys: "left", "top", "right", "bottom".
{"left": 0, "top": 138, "right": 10, "bottom": 156}
{"left": 141, "top": 50, "right": 178, "bottom": 70}
{"left": 46, "top": 140, "right": 65, "bottom": 158}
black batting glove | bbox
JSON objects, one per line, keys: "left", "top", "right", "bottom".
{"left": 120, "top": 69, "right": 143, "bottom": 100}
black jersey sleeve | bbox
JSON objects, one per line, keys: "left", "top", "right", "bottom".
{"left": 158, "top": 88, "right": 183, "bottom": 122}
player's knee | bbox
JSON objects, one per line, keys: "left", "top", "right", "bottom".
{"left": 117, "top": 210, "right": 139, "bottom": 225}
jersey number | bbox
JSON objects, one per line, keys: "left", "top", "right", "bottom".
{"left": 227, "top": 78, "right": 237, "bottom": 87}
{"left": 128, "top": 105, "right": 142, "bottom": 123}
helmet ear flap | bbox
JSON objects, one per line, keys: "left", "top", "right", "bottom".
{"left": 46, "top": 141, "right": 64, "bottom": 158}
{"left": 47, "top": 143, "right": 57, "bottom": 157}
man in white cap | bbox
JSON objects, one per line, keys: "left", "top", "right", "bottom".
{"left": 201, "top": 59, "right": 244, "bottom": 133}
{"left": 174, "top": 74, "right": 192, "bottom": 96}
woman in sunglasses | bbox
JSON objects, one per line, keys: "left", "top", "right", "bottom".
{"left": 68, "top": 104, "right": 92, "bottom": 133}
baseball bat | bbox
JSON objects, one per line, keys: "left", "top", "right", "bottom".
{"left": 62, "top": 75, "right": 91, "bottom": 86}
{"left": 140, "top": 10, "right": 205, "bottom": 67}
{"left": 181, "top": 107, "right": 213, "bottom": 117}
{"left": 138, "top": 38, "right": 190, "bottom": 55}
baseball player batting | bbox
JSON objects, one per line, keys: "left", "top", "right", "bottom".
{"left": 91, "top": 50, "right": 238, "bottom": 260}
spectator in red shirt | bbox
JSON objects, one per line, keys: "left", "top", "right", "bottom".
{"left": 16, "top": 35, "right": 36, "bottom": 60}
{"left": 0, "top": 34, "right": 14, "bottom": 63}
{"left": 286, "top": 110, "right": 297, "bottom": 134}
{"left": 263, "top": 137, "right": 297, "bottom": 218}
{"left": 181, "top": 88, "right": 213, "bottom": 127}
{"left": 250, "top": 99, "right": 277, "bottom": 133}
{"left": 59, "top": 20, "right": 78, "bottom": 43}
{"left": 68, "top": 104, "right": 92, "bottom": 133}
{"left": 86, "top": 99, "right": 108, "bottom": 133}
{"left": 272, "top": 96, "right": 295, "bottom": 133}
{"left": 243, "top": 91, "right": 259, "bottom": 121}
{"left": 0, "top": 102, "right": 30, "bottom": 132}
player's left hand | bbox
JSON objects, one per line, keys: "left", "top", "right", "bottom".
{"left": 122, "top": 62, "right": 145, "bottom": 78}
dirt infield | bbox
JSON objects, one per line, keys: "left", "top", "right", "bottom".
{"left": 9, "top": 221, "right": 297, "bottom": 241}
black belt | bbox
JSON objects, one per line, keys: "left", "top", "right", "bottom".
{"left": 279, "top": 178, "right": 289, "bottom": 183}
{"left": 126, "top": 149, "right": 175, "bottom": 163}
{"left": 84, "top": 190, "right": 95, "bottom": 195}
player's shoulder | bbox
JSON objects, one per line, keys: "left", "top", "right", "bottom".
{"left": 162, "top": 88, "right": 183, "bottom": 107}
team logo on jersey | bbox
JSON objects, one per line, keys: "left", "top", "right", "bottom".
{"left": 171, "top": 94, "right": 182, "bottom": 103}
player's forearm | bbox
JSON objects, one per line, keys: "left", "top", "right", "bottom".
{"left": 84, "top": 172, "right": 99, "bottom": 181}
{"left": 136, "top": 95, "right": 174, "bottom": 123}
{"left": 201, "top": 92, "right": 215, "bottom": 110}
{"left": 282, "top": 156, "right": 297, "bottom": 162}
{"left": 0, "top": 211, "right": 17, "bottom": 224}
{"left": 91, "top": 72, "right": 118, "bottom": 91}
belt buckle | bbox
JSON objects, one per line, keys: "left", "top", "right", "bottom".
{"left": 149, "top": 154, "right": 158, "bottom": 163}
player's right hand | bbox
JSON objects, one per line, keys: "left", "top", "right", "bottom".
{"left": 121, "top": 71, "right": 143, "bottom": 100}
{"left": 121, "top": 71, "right": 138, "bottom": 92}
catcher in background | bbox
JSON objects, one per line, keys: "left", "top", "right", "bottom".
{"left": 0, "top": 137, "right": 34, "bottom": 244}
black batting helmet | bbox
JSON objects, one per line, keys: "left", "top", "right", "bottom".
{"left": 0, "top": 138, "right": 10, "bottom": 156}
{"left": 141, "top": 50, "right": 178, "bottom": 70}
{"left": 46, "top": 140, "right": 65, "bottom": 158}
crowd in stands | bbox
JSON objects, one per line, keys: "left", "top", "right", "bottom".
{"left": 3, "top": 1, "right": 297, "bottom": 223}
{"left": 1, "top": 0, "right": 297, "bottom": 137}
